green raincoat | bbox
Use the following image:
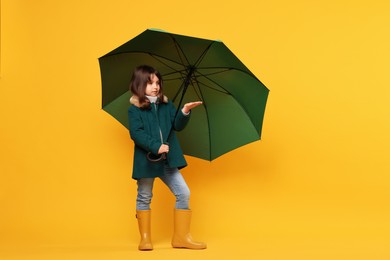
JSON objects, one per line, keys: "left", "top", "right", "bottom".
{"left": 128, "top": 96, "right": 190, "bottom": 179}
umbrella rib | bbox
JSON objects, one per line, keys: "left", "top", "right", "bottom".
{"left": 101, "top": 50, "right": 186, "bottom": 70}
{"left": 196, "top": 80, "right": 229, "bottom": 95}
{"left": 196, "top": 67, "right": 267, "bottom": 94}
{"left": 198, "top": 78, "right": 261, "bottom": 159}
{"left": 191, "top": 77, "right": 212, "bottom": 160}
{"left": 198, "top": 66, "right": 265, "bottom": 86}
{"left": 101, "top": 50, "right": 189, "bottom": 84}
{"left": 194, "top": 70, "right": 262, "bottom": 138}
{"left": 195, "top": 68, "right": 232, "bottom": 77}
{"left": 170, "top": 37, "right": 216, "bottom": 103}
{"left": 170, "top": 35, "right": 215, "bottom": 69}
{"left": 188, "top": 77, "right": 205, "bottom": 101}
{"left": 171, "top": 37, "right": 191, "bottom": 68}
{"left": 193, "top": 42, "right": 214, "bottom": 67}
{"left": 164, "top": 67, "right": 260, "bottom": 88}
{"left": 195, "top": 70, "right": 233, "bottom": 95}
{"left": 139, "top": 52, "right": 189, "bottom": 103}
{"left": 150, "top": 54, "right": 186, "bottom": 74}
{"left": 162, "top": 69, "right": 188, "bottom": 81}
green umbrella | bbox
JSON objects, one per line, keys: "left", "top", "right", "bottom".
{"left": 99, "top": 29, "right": 269, "bottom": 161}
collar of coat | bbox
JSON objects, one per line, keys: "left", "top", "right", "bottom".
{"left": 130, "top": 95, "right": 169, "bottom": 108}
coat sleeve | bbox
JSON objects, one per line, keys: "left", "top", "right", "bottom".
{"left": 168, "top": 101, "right": 190, "bottom": 131}
{"left": 128, "top": 106, "right": 161, "bottom": 155}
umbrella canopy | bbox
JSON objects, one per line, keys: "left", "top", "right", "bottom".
{"left": 99, "top": 29, "right": 269, "bottom": 161}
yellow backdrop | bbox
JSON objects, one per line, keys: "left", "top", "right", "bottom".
{"left": 1, "top": 0, "right": 389, "bottom": 259}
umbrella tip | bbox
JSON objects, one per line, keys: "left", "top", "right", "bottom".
{"left": 148, "top": 28, "right": 168, "bottom": 33}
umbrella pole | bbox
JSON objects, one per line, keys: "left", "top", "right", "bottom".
{"left": 173, "top": 66, "right": 195, "bottom": 121}
{"left": 146, "top": 68, "right": 195, "bottom": 163}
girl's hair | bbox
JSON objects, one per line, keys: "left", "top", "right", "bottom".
{"left": 129, "top": 65, "right": 164, "bottom": 109}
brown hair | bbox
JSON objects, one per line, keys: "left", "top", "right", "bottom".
{"left": 129, "top": 65, "right": 164, "bottom": 109}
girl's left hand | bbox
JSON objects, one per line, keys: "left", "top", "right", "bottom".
{"left": 182, "top": 101, "right": 203, "bottom": 114}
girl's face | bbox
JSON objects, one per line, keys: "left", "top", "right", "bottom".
{"left": 145, "top": 74, "right": 160, "bottom": 97}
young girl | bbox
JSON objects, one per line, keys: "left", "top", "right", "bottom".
{"left": 128, "top": 65, "right": 206, "bottom": 251}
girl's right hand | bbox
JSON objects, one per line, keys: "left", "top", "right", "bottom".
{"left": 158, "top": 144, "right": 170, "bottom": 154}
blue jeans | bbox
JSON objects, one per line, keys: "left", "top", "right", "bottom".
{"left": 136, "top": 165, "right": 190, "bottom": 210}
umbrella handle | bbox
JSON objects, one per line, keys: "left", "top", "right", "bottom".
{"left": 146, "top": 152, "right": 166, "bottom": 162}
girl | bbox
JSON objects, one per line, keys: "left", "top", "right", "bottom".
{"left": 128, "top": 65, "right": 206, "bottom": 250}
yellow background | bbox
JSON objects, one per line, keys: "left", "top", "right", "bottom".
{"left": 1, "top": 0, "right": 390, "bottom": 259}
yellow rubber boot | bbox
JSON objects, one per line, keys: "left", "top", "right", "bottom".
{"left": 136, "top": 210, "right": 153, "bottom": 251}
{"left": 171, "top": 209, "right": 207, "bottom": 249}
